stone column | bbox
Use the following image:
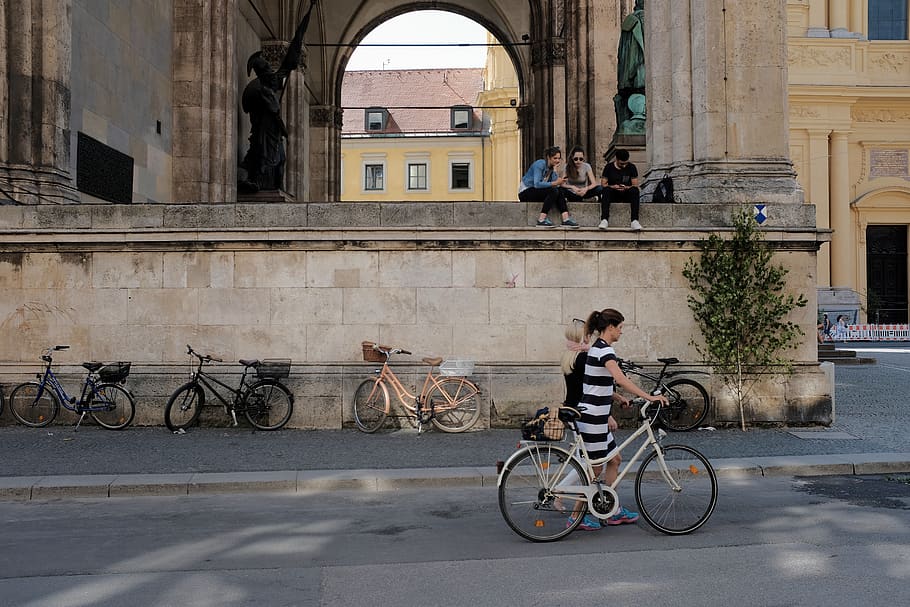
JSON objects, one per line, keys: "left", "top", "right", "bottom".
{"left": 309, "top": 105, "right": 342, "bottom": 201}
{"left": 828, "top": 0, "right": 849, "bottom": 36}
{"left": 564, "top": 0, "right": 620, "bottom": 160}
{"left": 0, "top": 0, "right": 79, "bottom": 204}
{"left": 849, "top": 0, "right": 864, "bottom": 38}
{"left": 829, "top": 131, "right": 854, "bottom": 287}
{"left": 529, "top": 0, "right": 567, "bottom": 157}
{"left": 646, "top": 0, "right": 673, "bottom": 170}
{"left": 282, "top": 67, "right": 309, "bottom": 201}
{"left": 172, "top": 0, "right": 236, "bottom": 203}
{"left": 646, "top": 0, "right": 801, "bottom": 205}
{"left": 807, "top": 0, "right": 830, "bottom": 37}
{"left": 517, "top": 104, "right": 536, "bottom": 170}
{"left": 807, "top": 129, "right": 832, "bottom": 285}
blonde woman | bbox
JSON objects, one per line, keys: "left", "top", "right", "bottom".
{"left": 561, "top": 318, "right": 589, "bottom": 408}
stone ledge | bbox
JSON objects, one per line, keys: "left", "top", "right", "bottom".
{"left": 0, "top": 200, "right": 818, "bottom": 231}
{"left": 0, "top": 225, "right": 830, "bottom": 254}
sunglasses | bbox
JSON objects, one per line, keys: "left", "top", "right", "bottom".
{"left": 572, "top": 318, "right": 585, "bottom": 325}
{"left": 573, "top": 157, "right": 584, "bottom": 161}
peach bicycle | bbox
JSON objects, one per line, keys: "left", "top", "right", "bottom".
{"left": 353, "top": 341, "right": 481, "bottom": 433}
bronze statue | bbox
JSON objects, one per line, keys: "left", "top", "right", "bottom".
{"left": 614, "top": 0, "right": 645, "bottom": 135}
{"left": 239, "top": 0, "right": 316, "bottom": 193}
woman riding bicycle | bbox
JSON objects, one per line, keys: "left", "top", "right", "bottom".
{"left": 571, "top": 308, "right": 669, "bottom": 530}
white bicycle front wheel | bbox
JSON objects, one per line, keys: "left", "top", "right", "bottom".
{"left": 498, "top": 444, "right": 588, "bottom": 542}
{"left": 634, "top": 444, "right": 717, "bottom": 534}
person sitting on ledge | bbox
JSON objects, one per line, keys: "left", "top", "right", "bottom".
{"left": 600, "top": 148, "right": 642, "bottom": 231}
{"left": 519, "top": 146, "right": 579, "bottom": 228}
{"left": 561, "top": 145, "right": 603, "bottom": 204}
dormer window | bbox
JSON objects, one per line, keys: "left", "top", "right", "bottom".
{"left": 365, "top": 108, "right": 388, "bottom": 131}
{"left": 451, "top": 106, "right": 472, "bottom": 130}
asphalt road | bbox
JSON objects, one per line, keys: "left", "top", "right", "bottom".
{"left": 1, "top": 474, "right": 909, "bottom": 606}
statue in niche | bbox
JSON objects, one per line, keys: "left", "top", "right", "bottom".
{"left": 614, "top": 0, "right": 646, "bottom": 135}
{"left": 238, "top": 0, "right": 316, "bottom": 193}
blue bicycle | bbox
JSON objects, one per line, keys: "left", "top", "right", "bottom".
{"left": 8, "top": 345, "right": 135, "bottom": 429}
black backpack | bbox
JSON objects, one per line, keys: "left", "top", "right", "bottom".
{"left": 652, "top": 174, "right": 674, "bottom": 203}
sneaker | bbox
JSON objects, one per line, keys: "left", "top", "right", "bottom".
{"left": 630, "top": 220, "right": 643, "bottom": 230}
{"left": 606, "top": 506, "right": 639, "bottom": 525}
{"left": 562, "top": 217, "right": 579, "bottom": 228}
{"left": 598, "top": 219, "right": 609, "bottom": 230}
{"left": 567, "top": 514, "right": 603, "bottom": 530}
{"left": 536, "top": 218, "right": 555, "bottom": 227}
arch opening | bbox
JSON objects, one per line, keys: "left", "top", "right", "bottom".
{"left": 333, "top": 7, "right": 525, "bottom": 202}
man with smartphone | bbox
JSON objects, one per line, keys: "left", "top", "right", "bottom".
{"left": 600, "top": 149, "right": 642, "bottom": 230}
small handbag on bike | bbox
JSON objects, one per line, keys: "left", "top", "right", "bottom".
{"left": 521, "top": 406, "right": 565, "bottom": 441}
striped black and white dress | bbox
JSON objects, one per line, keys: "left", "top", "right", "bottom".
{"left": 577, "top": 337, "right": 617, "bottom": 462}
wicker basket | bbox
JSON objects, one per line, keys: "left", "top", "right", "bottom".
{"left": 521, "top": 407, "right": 566, "bottom": 441}
{"left": 256, "top": 359, "right": 291, "bottom": 379}
{"left": 542, "top": 417, "right": 565, "bottom": 441}
{"left": 98, "top": 362, "right": 131, "bottom": 383}
{"left": 361, "top": 341, "right": 387, "bottom": 363}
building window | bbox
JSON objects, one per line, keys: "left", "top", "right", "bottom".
{"left": 451, "top": 107, "right": 472, "bottom": 130}
{"left": 365, "top": 108, "right": 387, "bottom": 131}
{"left": 451, "top": 162, "right": 471, "bottom": 190}
{"left": 364, "top": 164, "right": 384, "bottom": 191}
{"left": 408, "top": 163, "right": 428, "bottom": 190}
{"left": 869, "top": 0, "right": 908, "bottom": 40}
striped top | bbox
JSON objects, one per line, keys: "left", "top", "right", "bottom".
{"left": 577, "top": 338, "right": 618, "bottom": 461}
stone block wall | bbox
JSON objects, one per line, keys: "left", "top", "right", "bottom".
{"left": 0, "top": 201, "right": 831, "bottom": 428}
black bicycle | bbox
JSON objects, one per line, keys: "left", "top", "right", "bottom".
{"left": 619, "top": 357, "right": 710, "bottom": 431}
{"left": 8, "top": 345, "right": 134, "bottom": 429}
{"left": 164, "top": 345, "right": 294, "bottom": 431}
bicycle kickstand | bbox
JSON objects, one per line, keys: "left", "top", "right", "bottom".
{"left": 74, "top": 411, "right": 87, "bottom": 432}
{"left": 229, "top": 408, "right": 239, "bottom": 427}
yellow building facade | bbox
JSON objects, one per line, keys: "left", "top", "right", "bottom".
{"left": 787, "top": 0, "right": 910, "bottom": 322}
{"left": 340, "top": 68, "right": 493, "bottom": 202}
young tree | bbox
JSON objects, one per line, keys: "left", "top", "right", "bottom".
{"left": 682, "top": 209, "right": 808, "bottom": 430}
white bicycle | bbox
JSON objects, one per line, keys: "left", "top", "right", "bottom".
{"left": 498, "top": 402, "right": 718, "bottom": 542}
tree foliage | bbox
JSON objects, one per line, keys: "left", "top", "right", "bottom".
{"left": 682, "top": 209, "right": 808, "bottom": 430}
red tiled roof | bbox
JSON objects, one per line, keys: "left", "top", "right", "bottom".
{"left": 341, "top": 68, "right": 485, "bottom": 135}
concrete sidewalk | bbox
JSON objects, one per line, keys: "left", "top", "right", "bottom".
{"left": 2, "top": 346, "right": 909, "bottom": 500}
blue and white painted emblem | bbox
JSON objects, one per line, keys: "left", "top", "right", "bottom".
{"left": 754, "top": 204, "right": 767, "bottom": 225}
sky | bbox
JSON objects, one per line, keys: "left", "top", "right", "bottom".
{"left": 345, "top": 11, "right": 490, "bottom": 71}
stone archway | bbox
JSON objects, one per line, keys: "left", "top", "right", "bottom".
{"left": 298, "top": 0, "right": 624, "bottom": 200}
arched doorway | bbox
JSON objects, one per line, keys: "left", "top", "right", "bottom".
{"left": 854, "top": 188, "right": 910, "bottom": 323}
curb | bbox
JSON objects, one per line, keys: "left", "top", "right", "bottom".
{"left": 2, "top": 453, "right": 910, "bottom": 501}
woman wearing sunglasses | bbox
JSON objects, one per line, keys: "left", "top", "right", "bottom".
{"left": 561, "top": 145, "right": 602, "bottom": 204}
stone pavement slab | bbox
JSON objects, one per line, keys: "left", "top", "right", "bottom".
{"left": 0, "top": 476, "right": 42, "bottom": 500}
{"left": 187, "top": 471, "right": 298, "bottom": 495}
{"left": 31, "top": 474, "right": 119, "bottom": 499}
{"left": 840, "top": 452, "right": 910, "bottom": 474}
{"left": 109, "top": 473, "right": 194, "bottom": 497}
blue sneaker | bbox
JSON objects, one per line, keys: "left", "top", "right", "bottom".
{"left": 536, "top": 217, "right": 555, "bottom": 227}
{"left": 567, "top": 514, "right": 602, "bottom": 530}
{"left": 606, "top": 506, "right": 639, "bottom": 526}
